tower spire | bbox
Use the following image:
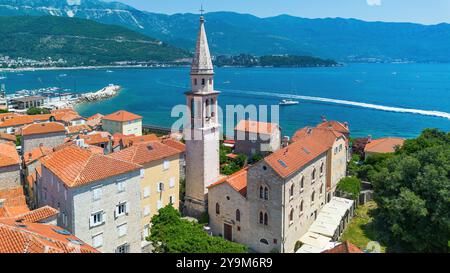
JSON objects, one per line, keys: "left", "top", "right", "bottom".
{"left": 191, "top": 10, "right": 213, "bottom": 75}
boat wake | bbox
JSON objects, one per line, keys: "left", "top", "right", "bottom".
{"left": 224, "top": 88, "right": 450, "bottom": 120}
{"left": 154, "top": 81, "right": 450, "bottom": 120}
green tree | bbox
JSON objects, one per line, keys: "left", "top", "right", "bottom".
{"left": 372, "top": 138, "right": 450, "bottom": 252}
{"left": 148, "top": 205, "right": 247, "bottom": 253}
{"left": 0, "top": 109, "right": 8, "bottom": 114}
{"left": 26, "top": 107, "right": 50, "bottom": 115}
{"left": 337, "top": 176, "right": 362, "bottom": 200}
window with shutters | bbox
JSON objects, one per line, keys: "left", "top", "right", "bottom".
{"left": 90, "top": 211, "right": 104, "bottom": 227}
{"left": 117, "top": 180, "right": 126, "bottom": 193}
{"left": 169, "top": 177, "right": 175, "bottom": 188}
{"left": 169, "top": 195, "right": 175, "bottom": 205}
{"left": 92, "top": 233, "right": 103, "bottom": 248}
{"left": 92, "top": 186, "right": 102, "bottom": 201}
{"left": 144, "top": 205, "right": 150, "bottom": 216}
{"left": 116, "top": 202, "right": 127, "bottom": 218}
{"left": 117, "top": 223, "right": 127, "bottom": 238}
{"left": 116, "top": 243, "right": 129, "bottom": 253}
{"left": 143, "top": 187, "right": 150, "bottom": 198}
{"left": 163, "top": 160, "right": 170, "bottom": 170}
{"left": 157, "top": 182, "right": 164, "bottom": 192}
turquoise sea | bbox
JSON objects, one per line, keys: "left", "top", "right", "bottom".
{"left": 2, "top": 63, "right": 450, "bottom": 138}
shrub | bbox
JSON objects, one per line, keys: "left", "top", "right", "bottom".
{"left": 337, "top": 176, "right": 362, "bottom": 200}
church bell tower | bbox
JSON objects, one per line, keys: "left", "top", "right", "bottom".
{"left": 183, "top": 14, "right": 221, "bottom": 218}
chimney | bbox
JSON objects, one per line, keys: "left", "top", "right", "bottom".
{"left": 282, "top": 136, "right": 290, "bottom": 147}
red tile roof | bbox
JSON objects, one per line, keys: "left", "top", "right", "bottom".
{"left": 264, "top": 137, "right": 328, "bottom": 178}
{"left": 0, "top": 218, "right": 98, "bottom": 253}
{"left": 0, "top": 114, "right": 52, "bottom": 128}
{"left": 208, "top": 167, "right": 248, "bottom": 197}
{"left": 317, "top": 121, "right": 349, "bottom": 134}
{"left": 322, "top": 241, "right": 364, "bottom": 253}
{"left": 235, "top": 120, "right": 279, "bottom": 135}
{"left": 24, "top": 145, "right": 53, "bottom": 166}
{"left": 11, "top": 206, "right": 59, "bottom": 223}
{"left": 292, "top": 127, "right": 344, "bottom": 147}
{"left": 364, "top": 137, "right": 405, "bottom": 154}
{"left": 0, "top": 187, "right": 29, "bottom": 218}
{"left": 0, "top": 132, "right": 16, "bottom": 142}
{"left": 122, "top": 134, "right": 159, "bottom": 148}
{"left": 102, "top": 110, "right": 142, "bottom": 122}
{"left": 0, "top": 142, "right": 20, "bottom": 167}
{"left": 109, "top": 141, "right": 182, "bottom": 166}
{"left": 78, "top": 132, "right": 110, "bottom": 145}
{"left": 161, "top": 138, "right": 185, "bottom": 152}
{"left": 67, "top": 124, "right": 92, "bottom": 135}
{"left": 87, "top": 113, "right": 104, "bottom": 121}
{"left": 41, "top": 145, "right": 141, "bottom": 188}
{"left": 21, "top": 122, "right": 66, "bottom": 136}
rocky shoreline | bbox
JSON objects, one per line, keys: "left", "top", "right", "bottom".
{"left": 78, "top": 84, "right": 122, "bottom": 103}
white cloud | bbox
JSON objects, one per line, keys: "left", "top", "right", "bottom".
{"left": 367, "top": 0, "right": 382, "bottom": 6}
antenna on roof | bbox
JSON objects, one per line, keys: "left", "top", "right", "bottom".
{"left": 200, "top": 4, "right": 205, "bottom": 16}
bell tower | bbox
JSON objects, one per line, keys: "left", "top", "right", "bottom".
{"left": 184, "top": 14, "right": 221, "bottom": 218}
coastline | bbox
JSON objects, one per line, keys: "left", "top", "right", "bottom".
{"left": 0, "top": 64, "right": 189, "bottom": 73}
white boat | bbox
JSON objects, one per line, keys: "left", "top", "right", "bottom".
{"left": 106, "top": 70, "right": 114, "bottom": 73}
{"left": 279, "top": 99, "right": 299, "bottom": 106}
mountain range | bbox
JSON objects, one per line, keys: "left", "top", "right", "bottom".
{"left": 0, "top": 0, "right": 449, "bottom": 62}
{"left": 0, "top": 15, "right": 188, "bottom": 66}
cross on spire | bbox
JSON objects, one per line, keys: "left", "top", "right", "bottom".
{"left": 200, "top": 4, "right": 205, "bottom": 16}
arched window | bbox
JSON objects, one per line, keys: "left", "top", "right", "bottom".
{"left": 320, "top": 162, "right": 324, "bottom": 174}
{"left": 300, "top": 176, "right": 304, "bottom": 191}
{"left": 289, "top": 209, "right": 294, "bottom": 223}
{"left": 259, "top": 186, "right": 264, "bottom": 199}
{"left": 264, "top": 187, "right": 269, "bottom": 200}
{"left": 236, "top": 209, "right": 241, "bottom": 222}
{"left": 259, "top": 211, "right": 263, "bottom": 224}
{"left": 201, "top": 78, "right": 205, "bottom": 85}
{"left": 320, "top": 184, "right": 323, "bottom": 194}
{"left": 215, "top": 203, "right": 220, "bottom": 215}
{"left": 205, "top": 99, "right": 210, "bottom": 118}
{"left": 289, "top": 184, "right": 294, "bottom": 198}
{"left": 194, "top": 78, "right": 197, "bottom": 86}
{"left": 264, "top": 213, "right": 268, "bottom": 225}
{"left": 311, "top": 191, "right": 315, "bottom": 203}
{"left": 300, "top": 200, "right": 304, "bottom": 214}
{"left": 260, "top": 239, "right": 269, "bottom": 245}
{"left": 209, "top": 78, "right": 213, "bottom": 85}
{"left": 312, "top": 169, "right": 316, "bottom": 181}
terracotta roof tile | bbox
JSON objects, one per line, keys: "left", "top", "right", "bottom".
{"left": 292, "top": 127, "right": 344, "bottom": 147}
{"left": 317, "top": 121, "right": 349, "bottom": 134}
{"left": 123, "top": 134, "right": 159, "bottom": 148}
{"left": 109, "top": 141, "right": 182, "bottom": 166}
{"left": 87, "top": 113, "right": 104, "bottom": 121}
{"left": 161, "top": 138, "right": 185, "bottom": 152}
{"left": 21, "top": 122, "right": 66, "bottom": 136}
{"left": 11, "top": 206, "right": 59, "bottom": 223}
{"left": 77, "top": 132, "right": 110, "bottom": 145}
{"left": 0, "top": 132, "right": 16, "bottom": 142}
{"left": 0, "top": 142, "right": 20, "bottom": 167}
{"left": 41, "top": 145, "right": 141, "bottom": 188}
{"left": 0, "top": 219, "right": 98, "bottom": 253}
{"left": 364, "top": 137, "right": 405, "bottom": 154}
{"left": 0, "top": 187, "right": 29, "bottom": 218}
{"left": 322, "top": 241, "right": 363, "bottom": 253}
{"left": 24, "top": 145, "right": 53, "bottom": 166}
{"left": 67, "top": 124, "right": 92, "bottom": 135}
{"left": 0, "top": 114, "right": 52, "bottom": 128}
{"left": 235, "top": 120, "right": 279, "bottom": 135}
{"left": 102, "top": 110, "right": 142, "bottom": 122}
{"left": 208, "top": 167, "right": 248, "bottom": 197}
{"left": 264, "top": 137, "right": 328, "bottom": 178}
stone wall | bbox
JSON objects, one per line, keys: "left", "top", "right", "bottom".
{"left": 0, "top": 164, "right": 21, "bottom": 190}
{"left": 22, "top": 132, "right": 65, "bottom": 153}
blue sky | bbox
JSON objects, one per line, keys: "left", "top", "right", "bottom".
{"left": 109, "top": 0, "right": 450, "bottom": 25}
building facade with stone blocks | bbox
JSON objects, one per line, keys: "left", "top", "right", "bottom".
{"left": 234, "top": 120, "right": 281, "bottom": 157}
{"left": 38, "top": 145, "right": 143, "bottom": 253}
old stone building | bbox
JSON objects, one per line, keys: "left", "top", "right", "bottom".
{"left": 21, "top": 122, "right": 66, "bottom": 153}
{"left": 38, "top": 144, "right": 143, "bottom": 253}
{"left": 234, "top": 120, "right": 281, "bottom": 157}
{"left": 208, "top": 136, "right": 329, "bottom": 253}
{"left": 0, "top": 143, "right": 21, "bottom": 191}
